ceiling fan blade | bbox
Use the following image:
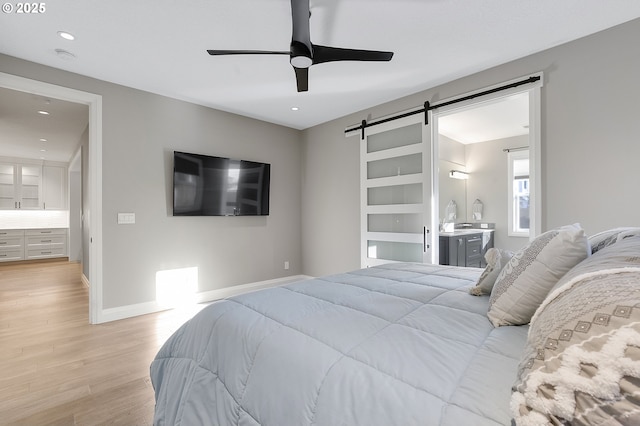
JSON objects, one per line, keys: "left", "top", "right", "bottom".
{"left": 207, "top": 50, "right": 289, "bottom": 56}
{"left": 294, "top": 67, "right": 309, "bottom": 92}
{"left": 208, "top": 0, "right": 394, "bottom": 92}
{"left": 290, "top": 0, "right": 312, "bottom": 54}
{"left": 312, "top": 45, "right": 394, "bottom": 64}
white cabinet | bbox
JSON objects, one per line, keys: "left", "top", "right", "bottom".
{"left": 0, "top": 229, "right": 25, "bottom": 262}
{"left": 42, "top": 165, "right": 67, "bottom": 210}
{"left": 0, "top": 160, "right": 68, "bottom": 210}
{"left": 19, "top": 164, "right": 42, "bottom": 209}
{"left": 0, "top": 163, "right": 16, "bottom": 209}
{"left": 25, "top": 228, "right": 68, "bottom": 260}
{"left": 0, "top": 162, "right": 42, "bottom": 210}
{"left": 0, "top": 228, "right": 67, "bottom": 261}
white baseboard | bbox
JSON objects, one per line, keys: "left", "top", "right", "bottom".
{"left": 100, "top": 300, "right": 164, "bottom": 323}
{"left": 195, "top": 274, "right": 312, "bottom": 303}
{"left": 98, "top": 274, "right": 313, "bottom": 323}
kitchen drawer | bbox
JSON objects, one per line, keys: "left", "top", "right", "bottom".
{"left": 0, "top": 229, "right": 24, "bottom": 237}
{"left": 26, "top": 235, "right": 66, "bottom": 247}
{"left": 0, "top": 230, "right": 25, "bottom": 262}
{"left": 0, "top": 228, "right": 67, "bottom": 262}
{"left": 25, "top": 228, "right": 67, "bottom": 236}
{"left": 26, "top": 247, "right": 66, "bottom": 260}
{"left": 0, "top": 249, "right": 24, "bottom": 262}
{"left": 0, "top": 235, "right": 24, "bottom": 248}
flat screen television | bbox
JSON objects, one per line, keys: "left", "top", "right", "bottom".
{"left": 173, "top": 151, "right": 270, "bottom": 216}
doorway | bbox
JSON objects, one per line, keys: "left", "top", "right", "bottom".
{"left": 435, "top": 92, "right": 533, "bottom": 253}
{"left": 0, "top": 72, "right": 103, "bottom": 324}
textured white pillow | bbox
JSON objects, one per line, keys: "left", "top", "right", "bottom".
{"left": 487, "top": 224, "right": 589, "bottom": 327}
{"left": 512, "top": 236, "right": 640, "bottom": 425}
{"left": 588, "top": 227, "right": 640, "bottom": 254}
{"left": 469, "top": 248, "right": 513, "bottom": 296}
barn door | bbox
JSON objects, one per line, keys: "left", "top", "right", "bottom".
{"left": 361, "top": 113, "right": 433, "bottom": 267}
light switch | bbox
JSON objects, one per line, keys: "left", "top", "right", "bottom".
{"left": 117, "top": 213, "right": 135, "bottom": 224}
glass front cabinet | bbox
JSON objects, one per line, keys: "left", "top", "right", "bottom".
{"left": 0, "top": 162, "right": 42, "bottom": 210}
{"left": 360, "top": 114, "right": 433, "bottom": 267}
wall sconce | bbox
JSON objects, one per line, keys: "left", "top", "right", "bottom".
{"left": 449, "top": 170, "right": 469, "bottom": 180}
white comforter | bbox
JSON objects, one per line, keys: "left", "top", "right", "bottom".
{"left": 151, "top": 263, "right": 528, "bottom": 425}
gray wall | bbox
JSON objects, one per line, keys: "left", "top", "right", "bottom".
{"left": 438, "top": 134, "right": 530, "bottom": 252}
{"left": 302, "top": 18, "right": 640, "bottom": 277}
{"left": 100, "top": 90, "right": 301, "bottom": 308}
{"left": 2, "top": 17, "right": 640, "bottom": 308}
{"left": 0, "top": 54, "right": 302, "bottom": 310}
{"left": 438, "top": 135, "right": 467, "bottom": 224}
{"left": 465, "top": 135, "right": 529, "bottom": 252}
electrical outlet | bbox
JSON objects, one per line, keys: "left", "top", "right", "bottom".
{"left": 284, "top": 261, "right": 290, "bottom": 270}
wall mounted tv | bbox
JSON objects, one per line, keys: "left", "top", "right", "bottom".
{"left": 173, "top": 151, "right": 270, "bottom": 216}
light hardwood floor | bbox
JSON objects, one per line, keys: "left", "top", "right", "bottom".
{"left": 0, "top": 260, "right": 203, "bottom": 425}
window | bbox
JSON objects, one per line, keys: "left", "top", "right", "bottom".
{"left": 508, "top": 150, "right": 530, "bottom": 237}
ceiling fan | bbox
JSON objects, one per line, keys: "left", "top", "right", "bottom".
{"left": 207, "top": 0, "right": 394, "bottom": 92}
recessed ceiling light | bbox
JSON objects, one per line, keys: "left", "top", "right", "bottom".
{"left": 291, "top": 107, "right": 299, "bottom": 111}
{"left": 40, "top": 149, "right": 47, "bottom": 152}
{"left": 58, "top": 31, "right": 75, "bottom": 41}
{"left": 40, "top": 138, "right": 47, "bottom": 142}
{"left": 38, "top": 110, "right": 50, "bottom": 115}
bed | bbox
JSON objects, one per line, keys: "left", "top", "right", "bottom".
{"left": 151, "top": 226, "right": 640, "bottom": 425}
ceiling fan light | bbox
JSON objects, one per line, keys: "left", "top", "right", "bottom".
{"left": 290, "top": 40, "right": 313, "bottom": 68}
{"left": 291, "top": 55, "right": 312, "bottom": 68}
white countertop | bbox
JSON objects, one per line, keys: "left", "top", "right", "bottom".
{"left": 440, "top": 228, "right": 494, "bottom": 236}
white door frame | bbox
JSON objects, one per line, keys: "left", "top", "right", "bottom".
{"left": 430, "top": 73, "right": 544, "bottom": 246}
{"left": 0, "top": 72, "right": 104, "bottom": 324}
{"left": 347, "top": 74, "right": 543, "bottom": 263}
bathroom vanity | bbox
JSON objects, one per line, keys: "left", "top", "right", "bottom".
{"left": 439, "top": 228, "right": 494, "bottom": 268}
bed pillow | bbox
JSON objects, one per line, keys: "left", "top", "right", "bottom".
{"left": 487, "top": 223, "right": 589, "bottom": 327}
{"left": 588, "top": 227, "right": 640, "bottom": 254}
{"left": 469, "top": 248, "right": 513, "bottom": 296}
{"left": 511, "top": 235, "right": 640, "bottom": 425}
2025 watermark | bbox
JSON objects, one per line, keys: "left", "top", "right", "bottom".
{"left": 2, "top": 2, "right": 47, "bottom": 13}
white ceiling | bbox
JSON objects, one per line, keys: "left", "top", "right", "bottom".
{"left": 0, "top": 86, "right": 88, "bottom": 163}
{"left": 438, "top": 93, "right": 529, "bottom": 144}
{"left": 1, "top": 0, "right": 640, "bottom": 161}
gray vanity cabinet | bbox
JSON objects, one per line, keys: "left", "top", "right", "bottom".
{"left": 439, "top": 230, "right": 494, "bottom": 268}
